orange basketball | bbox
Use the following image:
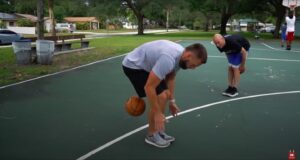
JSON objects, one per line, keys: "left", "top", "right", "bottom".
{"left": 125, "top": 96, "right": 146, "bottom": 116}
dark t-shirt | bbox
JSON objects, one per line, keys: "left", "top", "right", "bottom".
{"left": 217, "top": 34, "right": 250, "bottom": 55}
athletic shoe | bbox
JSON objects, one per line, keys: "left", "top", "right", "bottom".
{"left": 159, "top": 131, "right": 175, "bottom": 143}
{"left": 227, "top": 87, "right": 239, "bottom": 97}
{"left": 145, "top": 133, "right": 170, "bottom": 148}
{"left": 222, "top": 86, "right": 232, "bottom": 96}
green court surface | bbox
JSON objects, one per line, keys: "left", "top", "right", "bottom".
{"left": 0, "top": 40, "right": 300, "bottom": 160}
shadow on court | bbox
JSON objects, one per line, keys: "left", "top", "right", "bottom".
{"left": 0, "top": 40, "right": 299, "bottom": 160}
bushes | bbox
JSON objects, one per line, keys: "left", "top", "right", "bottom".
{"left": 16, "top": 19, "right": 34, "bottom": 27}
{"left": 0, "top": 21, "right": 6, "bottom": 29}
{"left": 76, "top": 23, "right": 89, "bottom": 30}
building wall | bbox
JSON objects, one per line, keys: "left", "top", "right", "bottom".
{"left": 7, "top": 26, "right": 35, "bottom": 34}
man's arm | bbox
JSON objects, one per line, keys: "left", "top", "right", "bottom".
{"left": 240, "top": 47, "right": 247, "bottom": 67}
{"left": 293, "top": 7, "right": 296, "bottom": 17}
{"left": 144, "top": 71, "right": 165, "bottom": 130}
{"left": 165, "top": 71, "right": 180, "bottom": 116}
{"left": 166, "top": 71, "right": 176, "bottom": 100}
{"left": 239, "top": 47, "right": 247, "bottom": 74}
{"left": 144, "top": 71, "right": 162, "bottom": 112}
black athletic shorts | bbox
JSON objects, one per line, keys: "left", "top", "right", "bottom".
{"left": 122, "top": 66, "right": 168, "bottom": 98}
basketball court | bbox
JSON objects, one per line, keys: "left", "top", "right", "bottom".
{"left": 0, "top": 39, "right": 300, "bottom": 160}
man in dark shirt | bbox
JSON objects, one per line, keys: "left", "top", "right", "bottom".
{"left": 213, "top": 34, "right": 250, "bottom": 97}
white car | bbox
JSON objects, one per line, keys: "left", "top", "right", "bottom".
{"left": 56, "top": 23, "right": 75, "bottom": 33}
{"left": 260, "top": 26, "right": 275, "bottom": 33}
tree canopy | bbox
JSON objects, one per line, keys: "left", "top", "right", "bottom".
{"left": 1, "top": 0, "right": 298, "bottom": 36}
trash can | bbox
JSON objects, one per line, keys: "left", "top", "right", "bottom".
{"left": 81, "top": 40, "right": 89, "bottom": 48}
{"left": 12, "top": 39, "right": 32, "bottom": 65}
{"left": 36, "top": 40, "right": 55, "bottom": 65}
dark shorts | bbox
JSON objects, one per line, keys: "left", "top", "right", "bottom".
{"left": 122, "top": 66, "right": 168, "bottom": 98}
{"left": 226, "top": 49, "right": 250, "bottom": 68}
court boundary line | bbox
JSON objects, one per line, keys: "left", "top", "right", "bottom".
{"left": 0, "top": 54, "right": 127, "bottom": 90}
{"left": 208, "top": 55, "right": 300, "bottom": 62}
{"left": 261, "top": 42, "right": 300, "bottom": 53}
{"left": 210, "top": 40, "right": 290, "bottom": 52}
{"left": 77, "top": 90, "right": 300, "bottom": 160}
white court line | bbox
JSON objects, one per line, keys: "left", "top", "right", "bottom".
{"left": 0, "top": 53, "right": 127, "bottom": 90}
{"left": 261, "top": 42, "right": 300, "bottom": 53}
{"left": 251, "top": 48, "right": 280, "bottom": 52}
{"left": 77, "top": 90, "right": 300, "bottom": 160}
{"left": 210, "top": 41, "right": 300, "bottom": 52}
{"left": 208, "top": 55, "right": 300, "bottom": 62}
{"left": 210, "top": 40, "right": 284, "bottom": 52}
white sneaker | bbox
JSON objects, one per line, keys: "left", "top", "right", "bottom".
{"left": 145, "top": 133, "right": 170, "bottom": 148}
{"left": 159, "top": 131, "right": 175, "bottom": 143}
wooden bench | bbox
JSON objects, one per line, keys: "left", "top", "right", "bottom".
{"left": 27, "top": 34, "right": 90, "bottom": 52}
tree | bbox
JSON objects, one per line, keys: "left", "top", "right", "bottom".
{"left": 188, "top": 0, "right": 218, "bottom": 31}
{"left": 0, "top": 0, "right": 15, "bottom": 13}
{"left": 14, "top": 0, "right": 37, "bottom": 15}
{"left": 85, "top": 0, "right": 123, "bottom": 29}
{"left": 204, "top": 0, "right": 266, "bottom": 35}
{"left": 37, "top": 0, "right": 44, "bottom": 39}
{"left": 158, "top": 1, "right": 189, "bottom": 31}
{"left": 48, "top": 0, "right": 56, "bottom": 36}
{"left": 123, "top": 0, "right": 151, "bottom": 35}
{"left": 268, "top": 0, "right": 286, "bottom": 38}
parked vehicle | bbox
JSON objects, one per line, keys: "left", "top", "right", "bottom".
{"left": 56, "top": 23, "right": 75, "bottom": 33}
{"left": 0, "top": 29, "right": 23, "bottom": 45}
{"left": 259, "top": 26, "right": 275, "bottom": 33}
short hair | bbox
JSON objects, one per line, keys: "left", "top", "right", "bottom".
{"left": 185, "top": 43, "right": 207, "bottom": 64}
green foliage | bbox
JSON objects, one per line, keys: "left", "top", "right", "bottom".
{"left": 53, "top": 5, "right": 65, "bottom": 22}
{"left": 0, "top": 21, "right": 6, "bottom": 28}
{"left": 16, "top": 19, "right": 34, "bottom": 27}
{"left": 0, "top": 0, "right": 14, "bottom": 13}
{"left": 76, "top": 23, "right": 89, "bottom": 30}
{"left": 14, "top": 0, "right": 37, "bottom": 15}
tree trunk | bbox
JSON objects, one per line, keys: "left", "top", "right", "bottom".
{"left": 48, "top": 0, "right": 56, "bottom": 36}
{"left": 269, "top": 0, "right": 287, "bottom": 38}
{"left": 124, "top": 0, "right": 145, "bottom": 35}
{"left": 37, "top": 0, "right": 44, "bottom": 39}
{"left": 166, "top": 8, "right": 170, "bottom": 32}
{"left": 203, "top": 13, "right": 209, "bottom": 32}
{"left": 137, "top": 15, "right": 144, "bottom": 35}
{"left": 178, "top": 12, "right": 181, "bottom": 27}
{"left": 220, "top": 13, "right": 231, "bottom": 35}
{"left": 273, "top": 7, "right": 286, "bottom": 38}
{"left": 48, "top": 0, "right": 55, "bottom": 36}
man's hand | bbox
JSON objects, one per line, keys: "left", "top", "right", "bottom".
{"left": 169, "top": 102, "right": 180, "bottom": 117}
{"left": 154, "top": 112, "right": 165, "bottom": 131}
{"left": 239, "top": 65, "right": 246, "bottom": 74}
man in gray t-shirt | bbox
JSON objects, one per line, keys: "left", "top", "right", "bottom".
{"left": 122, "top": 40, "right": 207, "bottom": 148}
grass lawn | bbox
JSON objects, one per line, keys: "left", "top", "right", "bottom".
{"left": 76, "top": 29, "right": 138, "bottom": 33}
{"left": 0, "top": 31, "right": 277, "bottom": 86}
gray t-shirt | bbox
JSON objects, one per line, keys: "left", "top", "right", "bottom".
{"left": 122, "top": 40, "right": 184, "bottom": 80}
